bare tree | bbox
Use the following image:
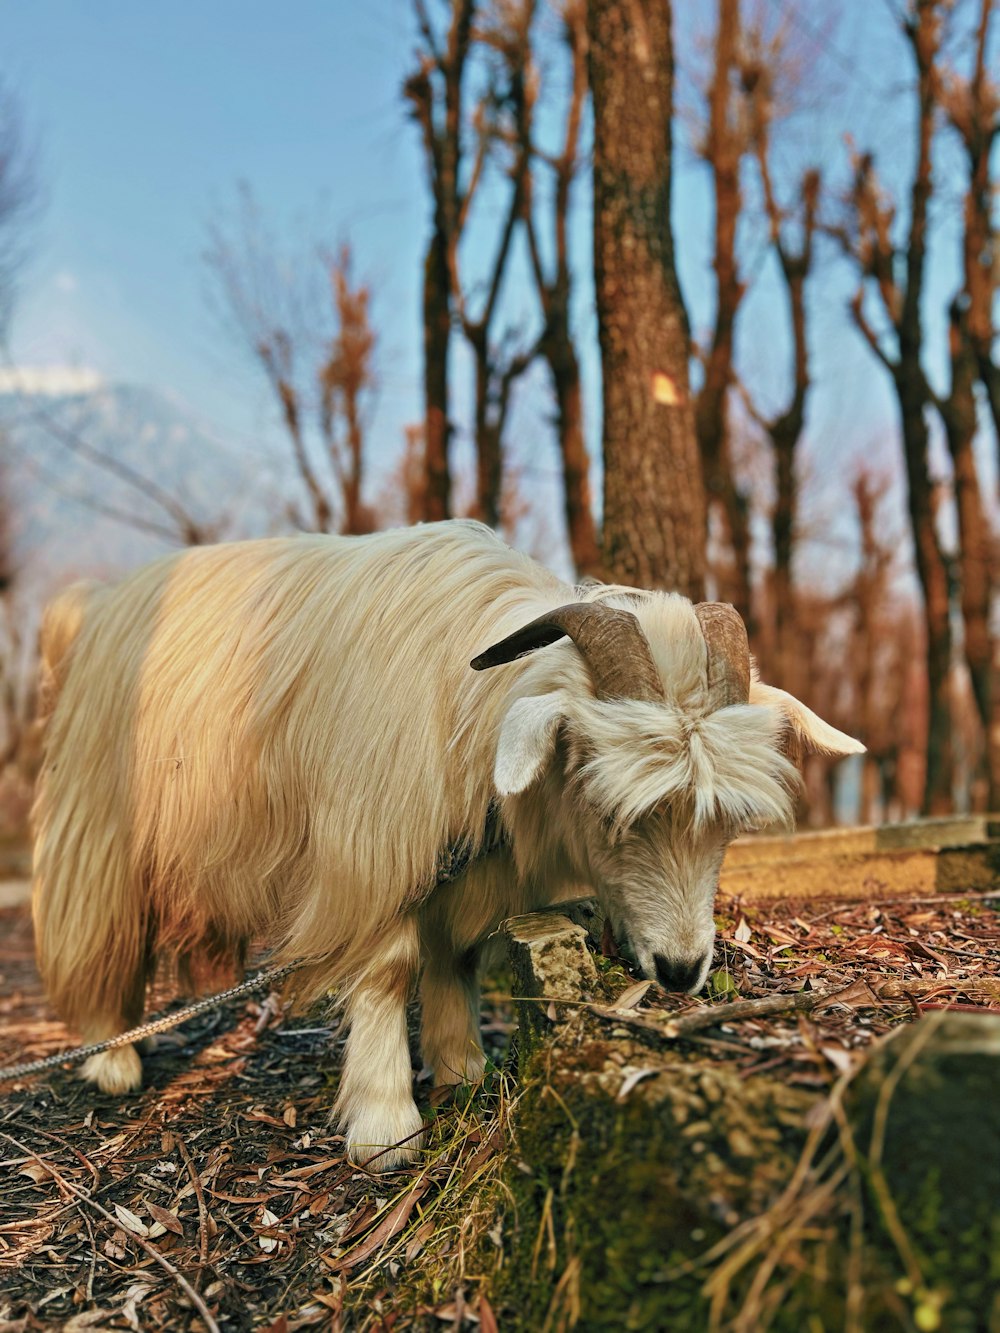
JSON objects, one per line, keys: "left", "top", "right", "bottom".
{"left": 833, "top": 1, "right": 954, "bottom": 813}
{"left": 0, "top": 81, "right": 38, "bottom": 337}
{"left": 848, "top": 468, "right": 903, "bottom": 822}
{"left": 205, "top": 191, "right": 377, "bottom": 535}
{"left": 451, "top": 0, "right": 539, "bottom": 528}
{"left": 936, "top": 0, "right": 1000, "bottom": 807}
{"left": 20, "top": 398, "right": 226, "bottom": 548}
{"left": 405, "top": 0, "right": 477, "bottom": 521}
{"left": 939, "top": 0, "right": 1000, "bottom": 455}
{"left": 587, "top": 0, "right": 705, "bottom": 597}
{"left": 740, "top": 20, "right": 822, "bottom": 689}
{"left": 693, "top": 0, "right": 753, "bottom": 622}
{"left": 320, "top": 247, "right": 377, "bottom": 535}
{"left": 523, "top": 0, "right": 601, "bottom": 576}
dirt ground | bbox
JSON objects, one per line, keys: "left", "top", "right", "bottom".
{"left": 1, "top": 883, "right": 998, "bottom": 1331}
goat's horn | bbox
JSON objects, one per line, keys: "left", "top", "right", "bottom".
{"left": 471, "top": 602, "right": 665, "bottom": 703}
{"left": 694, "top": 602, "right": 750, "bottom": 709}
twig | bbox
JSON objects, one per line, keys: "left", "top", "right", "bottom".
{"left": 872, "top": 977, "right": 1000, "bottom": 1001}
{"left": 0, "top": 1129, "right": 220, "bottom": 1333}
{"left": 177, "top": 1134, "right": 212, "bottom": 1269}
{"left": 23, "top": 1124, "right": 101, "bottom": 1188}
{"left": 660, "top": 988, "right": 850, "bottom": 1037}
{"left": 591, "top": 975, "right": 1000, "bottom": 1042}
{"left": 886, "top": 935, "right": 994, "bottom": 962}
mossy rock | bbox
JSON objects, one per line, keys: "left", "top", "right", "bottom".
{"left": 492, "top": 1017, "right": 811, "bottom": 1331}
{"left": 840, "top": 1012, "right": 1000, "bottom": 1332}
{"left": 492, "top": 917, "right": 1000, "bottom": 1331}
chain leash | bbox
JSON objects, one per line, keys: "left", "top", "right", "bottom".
{"left": 0, "top": 799, "right": 509, "bottom": 1088}
{"left": 0, "top": 958, "right": 306, "bottom": 1085}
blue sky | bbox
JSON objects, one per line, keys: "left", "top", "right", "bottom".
{"left": 4, "top": 1, "right": 426, "bottom": 449}
{"left": 2, "top": 0, "right": 995, "bottom": 583}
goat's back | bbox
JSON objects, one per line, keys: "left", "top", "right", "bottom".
{"left": 33, "top": 522, "right": 566, "bottom": 988}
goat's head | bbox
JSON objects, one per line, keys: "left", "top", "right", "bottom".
{"left": 473, "top": 597, "right": 863, "bottom": 994}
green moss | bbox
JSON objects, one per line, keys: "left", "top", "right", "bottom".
{"left": 488, "top": 1006, "right": 1000, "bottom": 1332}
{"left": 492, "top": 1028, "right": 810, "bottom": 1331}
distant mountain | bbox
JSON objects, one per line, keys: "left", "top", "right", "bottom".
{"left": 1, "top": 376, "right": 278, "bottom": 589}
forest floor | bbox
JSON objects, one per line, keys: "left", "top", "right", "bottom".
{"left": 0, "top": 878, "right": 998, "bottom": 1331}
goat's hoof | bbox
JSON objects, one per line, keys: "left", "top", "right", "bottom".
{"left": 346, "top": 1101, "right": 426, "bottom": 1172}
{"left": 80, "top": 1045, "right": 143, "bottom": 1095}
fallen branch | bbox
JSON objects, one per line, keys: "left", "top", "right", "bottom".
{"left": 176, "top": 1133, "right": 212, "bottom": 1270}
{"left": 0, "top": 1129, "right": 220, "bottom": 1333}
{"left": 590, "top": 976, "right": 1000, "bottom": 1041}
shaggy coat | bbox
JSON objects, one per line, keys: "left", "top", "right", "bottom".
{"left": 33, "top": 521, "right": 861, "bottom": 1167}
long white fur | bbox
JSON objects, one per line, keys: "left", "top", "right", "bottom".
{"left": 32, "top": 520, "right": 861, "bottom": 1169}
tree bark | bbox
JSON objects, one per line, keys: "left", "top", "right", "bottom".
{"left": 587, "top": 0, "right": 705, "bottom": 598}
{"left": 900, "top": 4, "right": 953, "bottom": 813}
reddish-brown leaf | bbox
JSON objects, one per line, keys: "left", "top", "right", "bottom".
{"left": 146, "top": 1202, "right": 184, "bottom": 1236}
{"left": 333, "top": 1182, "right": 431, "bottom": 1272}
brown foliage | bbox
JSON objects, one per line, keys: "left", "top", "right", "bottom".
{"left": 206, "top": 194, "right": 377, "bottom": 535}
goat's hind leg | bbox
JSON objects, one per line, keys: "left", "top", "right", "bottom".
{"left": 77, "top": 954, "right": 149, "bottom": 1095}
{"left": 419, "top": 940, "right": 486, "bottom": 1088}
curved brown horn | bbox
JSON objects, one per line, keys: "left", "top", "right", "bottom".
{"left": 694, "top": 602, "right": 750, "bottom": 709}
{"left": 471, "top": 602, "right": 665, "bottom": 702}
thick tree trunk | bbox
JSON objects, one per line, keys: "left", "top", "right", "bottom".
{"left": 587, "top": 0, "right": 705, "bottom": 599}
{"left": 962, "top": 0, "right": 1000, "bottom": 479}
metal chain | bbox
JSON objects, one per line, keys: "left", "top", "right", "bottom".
{"left": 0, "top": 958, "right": 306, "bottom": 1086}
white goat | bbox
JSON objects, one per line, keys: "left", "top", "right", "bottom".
{"left": 32, "top": 521, "right": 862, "bottom": 1168}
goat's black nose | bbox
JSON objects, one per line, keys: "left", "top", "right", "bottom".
{"left": 653, "top": 954, "right": 707, "bottom": 993}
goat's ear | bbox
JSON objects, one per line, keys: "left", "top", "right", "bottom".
{"left": 494, "top": 693, "right": 566, "bottom": 795}
{"left": 749, "top": 681, "right": 865, "bottom": 757}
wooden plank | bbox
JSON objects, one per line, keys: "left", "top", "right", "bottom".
{"left": 720, "top": 842, "right": 1000, "bottom": 903}
{"left": 725, "top": 815, "right": 1000, "bottom": 867}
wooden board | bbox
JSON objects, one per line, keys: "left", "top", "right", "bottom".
{"left": 721, "top": 816, "right": 1000, "bottom": 902}
{"left": 725, "top": 814, "right": 1000, "bottom": 865}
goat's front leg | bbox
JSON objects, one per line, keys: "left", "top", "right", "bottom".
{"left": 334, "top": 917, "right": 424, "bottom": 1172}
{"left": 419, "top": 941, "right": 486, "bottom": 1087}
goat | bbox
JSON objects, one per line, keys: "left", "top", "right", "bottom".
{"left": 32, "top": 521, "right": 862, "bottom": 1168}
